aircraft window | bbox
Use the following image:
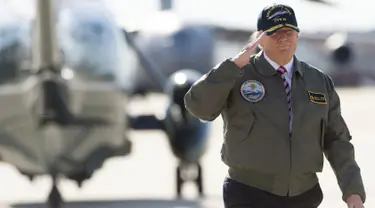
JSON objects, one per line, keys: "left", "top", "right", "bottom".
{"left": 60, "top": 17, "right": 127, "bottom": 83}
{"left": 91, "top": 23, "right": 104, "bottom": 35}
{"left": 0, "top": 0, "right": 137, "bottom": 90}
{"left": 0, "top": 23, "right": 31, "bottom": 83}
{"left": 71, "top": 21, "right": 106, "bottom": 43}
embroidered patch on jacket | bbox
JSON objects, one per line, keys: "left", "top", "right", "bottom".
{"left": 240, "top": 80, "right": 265, "bottom": 102}
{"left": 308, "top": 91, "right": 327, "bottom": 104}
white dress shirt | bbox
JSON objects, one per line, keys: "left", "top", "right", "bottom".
{"left": 263, "top": 52, "right": 294, "bottom": 132}
{"left": 263, "top": 53, "right": 294, "bottom": 86}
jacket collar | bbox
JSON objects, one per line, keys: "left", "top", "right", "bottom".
{"left": 253, "top": 51, "right": 304, "bottom": 77}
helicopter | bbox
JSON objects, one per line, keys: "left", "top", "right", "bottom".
{"left": 0, "top": 0, "right": 210, "bottom": 207}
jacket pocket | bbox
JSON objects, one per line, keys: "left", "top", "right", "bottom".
{"left": 226, "top": 111, "right": 256, "bottom": 143}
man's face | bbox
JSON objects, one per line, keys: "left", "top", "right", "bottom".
{"left": 261, "top": 28, "right": 299, "bottom": 57}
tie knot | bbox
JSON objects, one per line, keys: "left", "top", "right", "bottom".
{"left": 277, "top": 66, "right": 287, "bottom": 75}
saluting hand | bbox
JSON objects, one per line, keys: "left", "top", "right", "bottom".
{"left": 230, "top": 31, "right": 266, "bottom": 68}
{"left": 346, "top": 194, "right": 364, "bottom": 208}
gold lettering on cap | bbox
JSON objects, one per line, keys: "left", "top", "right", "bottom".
{"left": 273, "top": 18, "right": 287, "bottom": 22}
{"left": 284, "top": 8, "right": 292, "bottom": 15}
{"left": 266, "top": 5, "right": 292, "bottom": 17}
{"left": 266, "top": 5, "right": 280, "bottom": 17}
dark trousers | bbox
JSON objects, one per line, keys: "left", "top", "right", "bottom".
{"left": 223, "top": 178, "right": 323, "bottom": 208}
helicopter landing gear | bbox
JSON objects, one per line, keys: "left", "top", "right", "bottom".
{"left": 176, "top": 162, "right": 203, "bottom": 198}
{"left": 47, "top": 176, "right": 63, "bottom": 208}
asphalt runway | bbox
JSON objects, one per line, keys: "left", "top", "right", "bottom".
{"left": 0, "top": 87, "right": 373, "bottom": 208}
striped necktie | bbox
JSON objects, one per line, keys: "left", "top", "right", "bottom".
{"left": 277, "top": 66, "right": 292, "bottom": 121}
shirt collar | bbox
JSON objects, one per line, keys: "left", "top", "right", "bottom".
{"left": 263, "top": 52, "right": 294, "bottom": 76}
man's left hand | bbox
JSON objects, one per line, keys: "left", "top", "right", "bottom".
{"left": 346, "top": 194, "right": 364, "bottom": 208}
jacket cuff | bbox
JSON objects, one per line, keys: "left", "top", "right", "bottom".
{"left": 343, "top": 190, "right": 366, "bottom": 203}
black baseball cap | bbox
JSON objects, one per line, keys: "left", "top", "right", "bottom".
{"left": 257, "top": 4, "right": 300, "bottom": 35}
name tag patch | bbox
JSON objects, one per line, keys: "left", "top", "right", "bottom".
{"left": 308, "top": 91, "right": 327, "bottom": 104}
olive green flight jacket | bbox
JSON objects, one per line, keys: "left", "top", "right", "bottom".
{"left": 184, "top": 51, "right": 366, "bottom": 203}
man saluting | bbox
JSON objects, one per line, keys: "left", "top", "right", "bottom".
{"left": 184, "top": 3, "right": 366, "bottom": 208}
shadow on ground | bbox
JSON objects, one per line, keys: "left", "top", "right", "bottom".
{"left": 11, "top": 198, "right": 222, "bottom": 208}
